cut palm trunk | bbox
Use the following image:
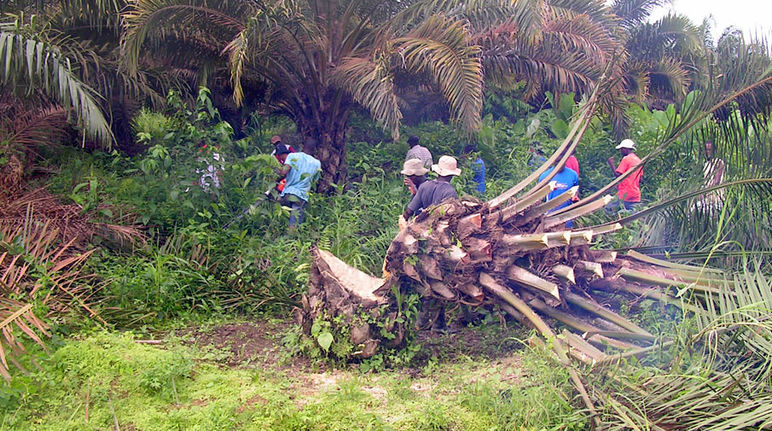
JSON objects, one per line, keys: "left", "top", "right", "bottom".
{"left": 299, "top": 100, "right": 716, "bottom": 365}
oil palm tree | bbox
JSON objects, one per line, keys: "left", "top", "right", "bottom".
{"left": 0, "top": 0, "right": 173, "bottom": 149}
{"left": 610, "top": 0, "right": 707, "bottom": 108}
{"left": 122, "top": 0, "right": 621, "bottom": 191}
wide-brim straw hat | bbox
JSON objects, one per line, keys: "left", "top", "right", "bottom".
{"left": 432, "top": 155, "right": 462, "bottom": 176}
{"left": 401, "top": 158, "right": 429, "bottom": 176}
{"left": 615, "top": 139, "right": 636, "bottom": 150}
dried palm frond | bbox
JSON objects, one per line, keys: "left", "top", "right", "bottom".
{"left": 0, "top": 222, "right": 103, "bottom": 321}
{"left": 0, "top": 188, "right": 144, "bottom": 249}
{"left": 0, "top": 219, "right": 109, "bottom": 382}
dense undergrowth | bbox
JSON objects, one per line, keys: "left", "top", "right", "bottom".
{"left": 30, "top": 90, "right": 698, "bottom": 328}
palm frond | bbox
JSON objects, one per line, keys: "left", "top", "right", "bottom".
{"left": 121, "top": 0, "right": 250, "bottom": 75}
{"left": 0, "top": 27, "right": 113, "bottom": 145}
{"left": 0, "top": 103, "right": 69, "bottom": 153}
{"left": 560, "top": 47, "right": 772, "bottom": 214}
{"left": 0, "top": 299, "right": 50, "bottom": 382}
{"left": 393, "top": 15, "right": 482, "bottom": 132}
{"left": 610, "top": 0, "right": 669, "bottom": 29}
{"left": 592, "top": 263, "right": 772, "bottom": 430}
{"left": 331, "top": 56, "right": 402, "bottom": 138}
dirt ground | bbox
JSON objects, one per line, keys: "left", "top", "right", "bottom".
{"left": 176, "top": 316, "right": 526, "bottom": 376}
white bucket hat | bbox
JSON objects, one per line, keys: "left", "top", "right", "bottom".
{"left": 432, "top": 155, "right": 462, "bottom": 177}
{"left": 401, "top": 158, "right": 429, "bottom": 176}
{"left": 615, "top": 139, "right": 636, "bottom": 150}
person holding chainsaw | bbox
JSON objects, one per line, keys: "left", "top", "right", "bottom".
{"left": 274, "top": 146, "right": 321, "bottom": 230}
{"left": 270, "top": 135, "right": 295, "bottom": 194}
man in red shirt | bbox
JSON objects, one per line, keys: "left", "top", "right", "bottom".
{"left": 566, "top": 152, "right": 579, "bottom": 177}
{"left": 607, "top": 139, "right": 643, "bottom": 212}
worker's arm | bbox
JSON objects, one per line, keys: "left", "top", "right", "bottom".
{"left": 607, "top": 157, "right": 622, "bottom": 177}
{"left": 403, "top": 185, "right": 424, "bottom": 220}
{"left": 276, "top": 164, "right": 291, "bottom": 179}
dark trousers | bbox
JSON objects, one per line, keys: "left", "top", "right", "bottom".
{"left": 281, "top": 194, "right": 307, "bottom": 226}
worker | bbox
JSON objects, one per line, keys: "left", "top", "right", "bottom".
{"left": 566, "top": 151, "right": 580, "bottom": 178}
{"left": 529, "top": 142, "right": 547, "bottom": 168}
{"left": 270, "top": 135, "right": 295, "bottom": 193}
{"left": 403, "top": 155, "right": 461, "bottom": 222}
{"left": 401, "top": 158, "right": 429, "bottom": 196}
{"left": 402, "top": 155, "right": 461, "bottom": 333}
{"left": 274, "top": 146, "right": 321, "bottom": 231}
{"left": 405, "top": 135, "right": 433, "bottom": 169}
{"left": 463, "top": 144, "right": 486, "bottom": 195}
{"left": 538, "top": 164, "right": 579, "bottom": 228}
{"left": 270, "top": 135, "right": 295, "bottom": 162}
{"left": 607, "top": 139, "right": 643, "bottom": 213}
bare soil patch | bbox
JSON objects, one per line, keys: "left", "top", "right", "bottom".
{"left": 176, "top": 317, "right": 524, "bottom": 375}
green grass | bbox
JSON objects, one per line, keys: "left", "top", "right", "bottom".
{"left": 1, "top": 329, "right": 587, "bottom": 431}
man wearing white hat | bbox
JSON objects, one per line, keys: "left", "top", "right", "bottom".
{"left": 398, "top": 159, "right": 430, "bottom": 230}
{"left": 403, "top": 155, "right": 461, "bottom": 332}
{"left": 607, "top": 139, "right": 643, "bottom": 212}
{"left": 403, "top": 155, "right": 461, "bottom": 221}
{"left": 401, "top": 158, "right": 429, "bottom": 196}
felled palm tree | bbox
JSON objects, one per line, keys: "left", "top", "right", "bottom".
{"left": 122, "top": 0, "right": 620, "bottom": 191}
{"left": 301, "top": 38, "right": 772, "bottom": 427}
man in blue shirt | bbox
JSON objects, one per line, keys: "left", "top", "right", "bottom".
{"left": 463, "top": 145, "right": 485, "bottom": 195}
{"left": 275, "top": 146, "right": 321, "bottom": 230}
{"left": 538, "top": 164, "right": 579, "bottom": 228}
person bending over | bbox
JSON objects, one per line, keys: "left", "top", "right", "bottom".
{"left": 275, "top": 146, "right": 320, "bottom": 231}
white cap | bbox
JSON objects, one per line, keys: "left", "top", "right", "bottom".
{"left": 615, "top": 139, "right": 636, "bottom": 150}
{"left": 432, "top": 155, "right": 462, "bottom": 177}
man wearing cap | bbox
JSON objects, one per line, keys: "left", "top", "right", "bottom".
{"left": 270, "top": 135, "right": 295, "bottom": 162}
{"left": 607, "top": 139, "right": 643, "bottom": 212}
{"left": 275, "top": 146, "right": 321, "bottom": 230}
{"left": 401, "top": 158, "right": 429, "bottom": 196}
{"left": 270, "top": 135, "right": 295, "bottom": 193}
{"left": 403, "top": 155, "right": 461, "bottom": 221}
{"left": 399, "top": 159, "right": 430, "bottom": 230}
{"left": 405, "top": 135, "right": 433, "bottom": 169}
{"left": 403, "top": 155, "right": 461, "bottom": 333}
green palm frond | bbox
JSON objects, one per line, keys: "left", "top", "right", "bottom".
{"left": 592, "top": 263, "right": 772, "bottom": 430}
{"left": 331, "top": 56, "right": 402, "bottom": 138}
{"left": 562, "top": 54, "right": 772, "bottom": 213}
{"left": 122, "top": 0, "right": 250, "bottom": 75}
{"left": 393, "top": 15, "right": 482, "bottom": 132}
{"left": 647, "top": 57, "right": 691, "bottom": 100}
{"left": 58, "top": 0, "right": 126, "bottom": 31}
{"left": 547, "top": 0, "right": 618, "bottom": 32}
{"left": 609, "top": 0, "right": 669, "bottom": 29}
{"left": 591, "top": 178, "right": 772, "bottom": 228}
{"left": 0, "top": 28, "right": 113, "bottom": 145}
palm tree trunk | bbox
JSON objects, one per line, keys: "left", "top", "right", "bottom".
{"left": 299, "top": 115, "right": 349, "bottom": 194}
